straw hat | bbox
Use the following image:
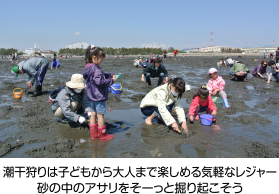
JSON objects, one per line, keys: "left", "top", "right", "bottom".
{"left": 66, "top": 74, "right": 86, "bottom": 89}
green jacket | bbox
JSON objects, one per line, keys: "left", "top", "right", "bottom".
{"left": 231, "top": 63, "right": 249, "bottom": 74}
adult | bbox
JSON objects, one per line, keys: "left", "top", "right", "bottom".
{"left": 163, "top": 50, "right": 167, "bottom": 60}
{"left": 229, "top": 61, "right": 250, "bottom": 81}
{"left": 133, "top": 57, "right": 142, "bottom": 68}
{"left": 174, "top": 50, "right": 178, "bottom": 61}
{"left": 275, "top": 47, "right": 279, "bottom": 63}
{"left": 51, "top": 74, "right": 93, "bottom": 125}
{"left": 270, "top": 52, "right": 273, "bottom": 60}
{"left": 141, "top": 57, "right": 168, "bottom": 86}
{"left": 226, "top": 58, "right": 234, "bottom": 67}
{"left": 140, "top": 77, "right": 187, "bottom": 133}
{"left": 219, "top": 58, "right": 227, "bottom": 67}
{"left": 252, "top": 60, "right": 271, "bottom": 83}
{"left": 268, "top": 60, "right": 279, "bottom": 82}
{"left": 51, "top": 58, "right": 60, "bottom": 69}
{"left": 11, "top": 57, "right": 49, "bottom": 97}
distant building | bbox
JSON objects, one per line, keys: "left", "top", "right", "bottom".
{"left": 241, "top": 45, "right": 279, "bottom": 53}
{"left": 41, "top": 50, "right": 55, "bottom": 53}
{"left": 181, "top": 48, "right": 200, "bottom": 53}
{"left": 142, "top": 43, "right": 166, "bottom": 50}
{"left": 199, "top": 46, "right": 238, "bottom": 53}
{"left": 24, "top": 48, "right": 34, "bottom": 55}
{"left": 66, "top": 42, "right": 89, "bottom": 49}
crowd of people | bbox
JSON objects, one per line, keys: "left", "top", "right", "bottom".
{"left": 8, "top": 46, "right": 279, "bottom": 141}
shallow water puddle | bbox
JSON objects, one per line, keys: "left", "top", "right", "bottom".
{"left": 246, "top": 85, "right": 254, "bottom": 90}
{"left": 244, "top": 99, "right": 260, "bottom": 108}
{"left": 3, "top": 142, "right": 47, "bottom": 158}
{"left": 176, "top": 144, "right": 206, "bottom": 158}
{"left": 106, "top": 108, "right": 143, "bottom": 124}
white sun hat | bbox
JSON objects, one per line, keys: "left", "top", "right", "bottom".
{"left": 66, "top": 74, "right": 86, "bottom": 89}
{"left": 208, "top": 68, "right": 218, "bottom": 74}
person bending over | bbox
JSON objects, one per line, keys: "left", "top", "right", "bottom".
{"left": 268, "top": 60, "right": 279, "bottom": 82}
{"left": 11, "top": 57, "right": 49, "bottom": 97}
{"left": 252, "top": 60, "right": 271, "bottom": 83}
{"left": 51, "top": 58, "right": 60, "bottom": 69}
{"left": 229, "top": 61, "right": 250, "bottom": 81}
{"left": 140, "top": 77, "right": 188, "bottom": 133}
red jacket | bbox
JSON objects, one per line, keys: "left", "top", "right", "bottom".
{"left": 188, "top": 95, "right": 217, "bottom": 116}
{"left": 174, "top": 50, "right": 178, "bottom": 55}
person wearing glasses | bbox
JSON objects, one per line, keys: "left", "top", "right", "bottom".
{"left": 252, "top": 60, "right": 271, "bottom": 83}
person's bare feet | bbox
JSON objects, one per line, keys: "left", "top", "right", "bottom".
{"left": 145, "top": 118, "right": 152, "bottom": 125}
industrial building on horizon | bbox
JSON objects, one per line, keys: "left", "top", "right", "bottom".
{"left": 142, "top": 43, "right": 166, "bottom": 50}
{"left": 241, "top": 45, "right": 279, "bottom": 53}
{"left": 66, "top": 41, "right": 89, "bottom": 49}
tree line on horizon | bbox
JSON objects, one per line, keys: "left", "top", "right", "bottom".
{"left": 0, "top": 48, "right": 19, "bottom": 55}
{"left": 221, "top": 48, "right": 242, "bottom": 53}
{"left": 58, "top": 47, "right": 171, "bottom": 55}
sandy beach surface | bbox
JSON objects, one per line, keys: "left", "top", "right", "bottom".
{"left": 0, "top": 55, "right": 278, "bottom": 158}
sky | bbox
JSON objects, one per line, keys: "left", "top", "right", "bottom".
{"left": 0, "top": 0, "right": 277, "bottom": 51}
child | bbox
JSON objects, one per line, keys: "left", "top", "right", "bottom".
{"left": 83, "top": 45, "right": 116, "bottom": 141}
{"left": 268, "top": 60, "right": 279, "bottom": 82}
{"left": 206, "top": 68, "right": 230, "bottom": 108}
{"left": 188, "top": 85, "right": 217, "bottom": 122}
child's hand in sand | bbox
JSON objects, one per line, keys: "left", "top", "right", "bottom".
{"left": 141, "top": 78, "right": 145, "bottom": 82}
{"left": 189, "top": 116, "right": 194, "bottom": 122}
{"left": 212, "top": 110, "right": 217, "bottom": 116}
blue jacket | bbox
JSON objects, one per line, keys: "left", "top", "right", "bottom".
{"left": 51, "top": 59, "right": 59, "bottom": 68}
{"left": 83, "top": 64, "right": 114, "bottom": 102}
{"left": 17, "top": 57, "right": 49, "bottom": 84}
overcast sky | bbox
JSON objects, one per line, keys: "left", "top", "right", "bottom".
{"left": 0, "top": 0, "right": 277, "bottom": 51}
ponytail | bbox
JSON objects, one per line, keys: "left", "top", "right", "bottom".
{"left": 193, "top": 85, "right": 209, "bottom": 99}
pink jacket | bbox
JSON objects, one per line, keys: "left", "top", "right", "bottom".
{"left": 206, "top": 76, "right": 225, "bottom": 94}
{"left": 188, "top": 95, "right": 217, "bottom": 116}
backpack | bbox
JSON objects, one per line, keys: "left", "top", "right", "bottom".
{"left": 48, "top": 85, "right": 65, "bottom": 104}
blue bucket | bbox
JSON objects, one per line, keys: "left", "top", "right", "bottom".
{"left": 110, "top": 83, "right": 122, "bottom": 94}
{"left": 200, "top": 114, "right": 214, "bottom": 126}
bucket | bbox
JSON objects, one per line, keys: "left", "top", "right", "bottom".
{"left": 13, "top": 88, "right": 23, "bottom": 99}
{"left": 200, "top": 114, "right": 215, "bottom": 126}
{"left": 185, "top": 84, "right": 191, "bottom": 91}
{"left": 110, "top": 83, "right": 122, "bottom": 94}
{"left": 212, "top": 96, "right": 223, "bottom": 104}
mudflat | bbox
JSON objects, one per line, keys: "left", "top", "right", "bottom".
{"left": 1, "top": 56, "right": 279, "bottom": 158}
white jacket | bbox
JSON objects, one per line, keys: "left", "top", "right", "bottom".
{"left": 140, "top": 84, "right": 186, "bottom": 126}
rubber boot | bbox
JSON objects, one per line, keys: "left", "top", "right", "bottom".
{"left": 223, "top": 97, "right": 230, "bottom": 108}
{"left": 194, "top": 110, "right": 200, "bottom": 120}
{"left": 206, "top": 108, "right": 212, "bottom": 114}
{"left": 90, "top": 123, "right": 99, "bottom": 139}
{"left": 98, "top": 125, "right": 114, "bottom": 141}
{"left": 30, "top": 85, "right": 42, "bottom": 97}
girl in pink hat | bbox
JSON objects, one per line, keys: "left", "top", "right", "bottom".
{"left": 206, "top": 68, "right": 230, "bottom": 108}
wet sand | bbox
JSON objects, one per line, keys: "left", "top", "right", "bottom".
{"left": 1, "top": 55, "right": 279, "bottom": 158}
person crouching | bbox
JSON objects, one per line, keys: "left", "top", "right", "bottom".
{"left": 51, "top": 74, "right": 93, "bottom": 126}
